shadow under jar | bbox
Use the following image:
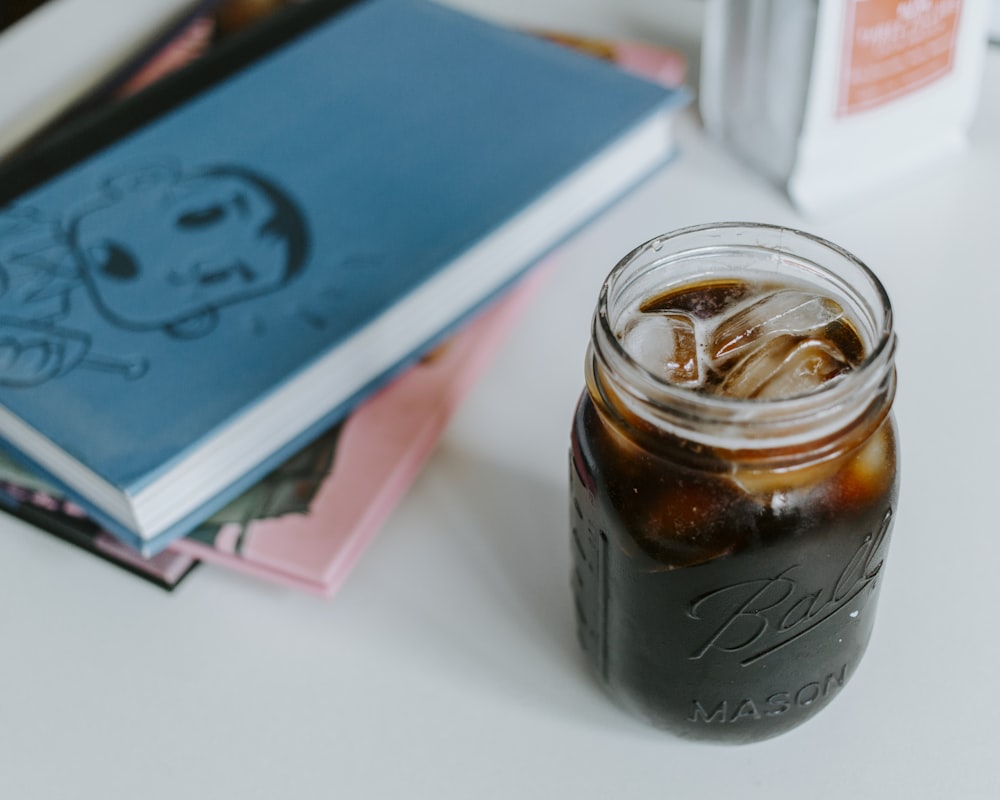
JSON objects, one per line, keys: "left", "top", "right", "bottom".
{"left": 570, "top": 223, "right": 898, "bottom": 743}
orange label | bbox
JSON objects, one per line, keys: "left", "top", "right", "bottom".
{"left": 838, "top": 0, "right": 962, "bottom": 115}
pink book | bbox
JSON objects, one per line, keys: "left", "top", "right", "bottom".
{"left": 168, "top": 265, "right": 551, "bottom": 595}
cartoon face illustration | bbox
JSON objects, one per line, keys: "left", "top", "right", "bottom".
{"left": 68, "top": 164, "right": 309, "bottom": 338}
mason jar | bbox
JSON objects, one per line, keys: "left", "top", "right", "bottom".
{"left": 570, "top": 222, "right": 898, "bottom": 743}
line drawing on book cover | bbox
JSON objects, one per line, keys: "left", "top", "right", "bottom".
{"left": 0, "top": 160, "right": 310, "bottom": 387}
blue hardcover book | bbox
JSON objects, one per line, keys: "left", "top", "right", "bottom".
{"left": 0, "top": 0, "right": 688, "bottom": 554}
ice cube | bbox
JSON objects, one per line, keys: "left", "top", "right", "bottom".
{"left": 829, "top": 419, "right": 896, "bottom": 509}
{"left": 710, "top": 289, "right": 845, "bottom": 361}
{"left": 619, "top": 311, "right": 700, "bottom": 386}
{"left": 719, "top": 335, "right": 850, "bottom": 400}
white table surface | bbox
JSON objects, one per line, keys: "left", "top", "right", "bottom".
{"left": 2, "top": 1, "right": 998, "bottom": 797}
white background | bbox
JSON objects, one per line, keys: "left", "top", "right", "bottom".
{"left": 1, "top": 1, "right": 998, "bottom": 797}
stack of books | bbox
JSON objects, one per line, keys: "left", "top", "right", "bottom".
{"left": 0, "top": 0, "right": 688, "bottom": 595}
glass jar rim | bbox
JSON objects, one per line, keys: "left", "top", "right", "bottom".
{"left": 591, "top": 222, "right": 897, "bottom": 451}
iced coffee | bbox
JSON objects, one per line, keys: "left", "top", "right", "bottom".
{"left": 571, "top": 223, "right": 898, "bottom": 743}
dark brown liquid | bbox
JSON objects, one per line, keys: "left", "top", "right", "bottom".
{"left": 572, "top": 279, "right": 897, "bottom": 742}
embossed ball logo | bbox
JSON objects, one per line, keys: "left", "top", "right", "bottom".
{"left": 687, "top": 508, "right": 892, "bottom": 666}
